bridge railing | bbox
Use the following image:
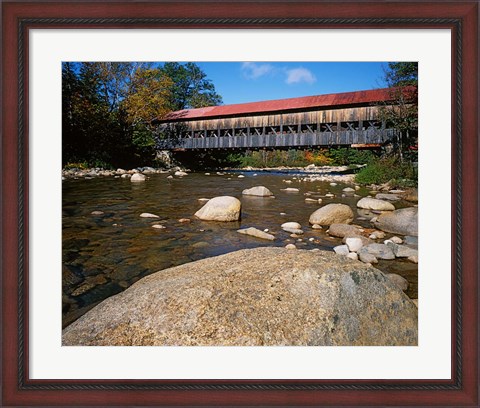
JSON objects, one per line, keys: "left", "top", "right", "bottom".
{"left": 156, "top": 128, "right": 398, "bottom": 150}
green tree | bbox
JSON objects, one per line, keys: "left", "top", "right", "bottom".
{"left": 161, "top": 62, "right": 222, "bottom": 111}
{"left": 380, "top": 62, "right": 418, "bottom": 162}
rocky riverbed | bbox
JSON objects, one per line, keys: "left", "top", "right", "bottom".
{"left": 62, "top": 247, "right": 417, "bottom": 346}
{"left": 62, "top": 165, "right": 418, "bottom": 341}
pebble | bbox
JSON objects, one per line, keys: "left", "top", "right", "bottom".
{"left": 152, "top": 224, "right": 166, "bottom": 229}
{"left": 305, "top": 198, "right": 317, "bottom": 203}
{"left": 285, "top": 244, "right": 297, "bottom": 249}
{"left": 390, "top": 236, "right": 403, "bottom": 244}
{"left": 325, "top": 193, "right": 334, "bottom": 198}
{"left": 205, "top": 173, "right": 210, "bottom": 175}
{"left": 311, "top": 224, "right": 322, "bottom": 229}
{"left": 280, "top": 212, "right": 287, "bottom": 216}
{"left": 345, "top": 237, "right": 364, "bottom": 252}
{"left": 166, "top": 175, "right": 173, "bottom": 179}
{"left": 281, "top": 222, "right": 302, "bottom": 229}
{"left": 91, "top": 211, "right": 104, "bottom": 215}
{"left": 174, "top": 171, "right": 188, "bottom": 177}
{"left": 130, "top": 173, "right": 146, "bottom": 182}
{"left": 308, "top": 238, "right": 314, "bottom": 242}
{"left": 318, "top": 199, "right": 323, "bottom": 204}
{"left": 178, "top": 218, "right": 191, "bottom": 223}
{"left": 238, "top": 175, "right": 245, "bottom": 178}
{"left": 281, "top": 188, "right": 300, "bottom": 192}
{"left": 140, "top": 213, "right": 160, "bottom": 218}
{"left": 330, "top": 182, "right": 337, "bottom": 186}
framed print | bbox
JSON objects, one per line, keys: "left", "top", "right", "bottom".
{"left": 1, "top": 1, "right": 478, "bottom": 406}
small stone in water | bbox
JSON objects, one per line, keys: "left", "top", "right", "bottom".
{"left": 178, "top": 218, "right": 191, "bottom": 223}
{"left": 238, "top": 175, "right": 245, "bottom": 178}
{"left": 285, "top": 244, "right": 297, "bottom": 249}
{"left": 330, "top": 182, "right": 337, "bottom": 186}
{"left": 264, "top": 229, "right": 269, "bottom": 232}
{"left": 91, "top": 211, "right": 104, "bottom": 215}
{"left": 205, "top": 173, "right": 210, "bottom": 175}
{"left": 140, "top": 213, "right": 159, "bottom": 218}
{"left": 167, "top": 175, "right": 173, "bottom": 179}
{"left": 308, "top": 237, "right": 314, "bottom": 242}
{"left": 312, "top": 224, "right": 322, "bottom": 229}
{"left": 152, "top": 224, "right": 166, "bottom": 229}
{"left": 280, "top": 212, "right": 287, "bottom": 216}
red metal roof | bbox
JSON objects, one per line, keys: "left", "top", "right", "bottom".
{"left": 156, "top": 87, "right": 415, "bottom": 122}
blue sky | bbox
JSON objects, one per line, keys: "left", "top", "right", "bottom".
{"left": 194, "top": 62, "right": 388, "bottom": 105}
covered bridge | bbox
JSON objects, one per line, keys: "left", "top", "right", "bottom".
{"left": 153, "top": 87, "right": 411, "bottom": 151}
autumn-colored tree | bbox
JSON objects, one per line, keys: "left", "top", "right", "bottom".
{"left": 121, "top": 68, "right": 173, "bottom": 159}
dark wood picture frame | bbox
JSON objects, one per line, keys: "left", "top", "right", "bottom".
{"left": 1, "top": 1, "right": 478, "bottom": 406}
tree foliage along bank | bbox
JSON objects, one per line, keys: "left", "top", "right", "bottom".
{"left": 353, "top": 62, "right": 418, "bottom": 187}
{"left": 62, "top": 62, "right": 222, "bottom": 168}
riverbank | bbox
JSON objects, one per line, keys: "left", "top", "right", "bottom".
{"left": 62, "top": 164, "right": 365, "bottom": 184}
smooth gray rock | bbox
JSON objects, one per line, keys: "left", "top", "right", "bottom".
{"left": 375, "top": 193, "right": 401, "bottom": 201}
{"left": 281, "top": 222, "right": 302, "bottom": 230}
{"left": 309, "top": 204, "right": 354, "bottom": 226}
{"left": 130, "top": 173, "right": 146, "bottom": 182}
{"left": 237, "top": 227, "right": 275, "bottom": 241}
{"left": 386, "top": 243, "right": 419, "bottom": 258}
{"left": 333, "top": 245, "right": 350, "bottom": 256}
{"left": 360, "top": 244, "right": 395, "bottom": 260}
{"left": 374, "top": 207, "right": 418, "bottom": 236}
{"left": 194, "top": 196, "right": 241, "bottom": 222}
{"left": 357, "top": 197, "right": 395, "bottom": 211}
{"left": 242, "top": 186, "right": 274, "bottom": 197}
{"left": 359, "top": 251, "right": 378, "bottom": 264}
{"left": 345, "top": 237, "right": 364, "bottom": 252}
{"left": 62, "top": 248, "right": 416, "bottom": 346}
{"left": 328, "top": 223, "right": 362, "bottom": 238}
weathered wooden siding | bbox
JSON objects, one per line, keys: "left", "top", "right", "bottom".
{"left": 183, "top": 105, "right": 390, "bottom": 131}
{"left": 158, "top": 129, "right": 398, "bottom": 150}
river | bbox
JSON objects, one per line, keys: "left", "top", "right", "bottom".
{"left": 62, "top": 170, "right": 417, "bottom": 328}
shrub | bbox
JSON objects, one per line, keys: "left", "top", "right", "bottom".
{"left": 325, "top": 148, "right": 376, "bottom": 166}
{"left": 355, "top": 157, "right": 417, "bottom": 187}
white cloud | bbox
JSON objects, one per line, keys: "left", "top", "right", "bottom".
{"left": 285, "top": 67, "right": 316, "bottom": 84}
{"left": 241, "top": 62, "right": 274, "bottom": 79}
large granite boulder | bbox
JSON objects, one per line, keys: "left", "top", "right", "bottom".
{"left": 62, "top": 247, "right": 417, "bottom": 346}
{"left": 194, "top": 196, "right": 241, "bottom": 222}
{"left": 374, "top": 207, "right": 418, "bottom": 236}
{"left": 309, "top": 204, "right": 354, "bottom": 226}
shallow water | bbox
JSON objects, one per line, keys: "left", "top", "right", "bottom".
{"left": 62, "top": 171, "right": 417, "bottom": 327}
